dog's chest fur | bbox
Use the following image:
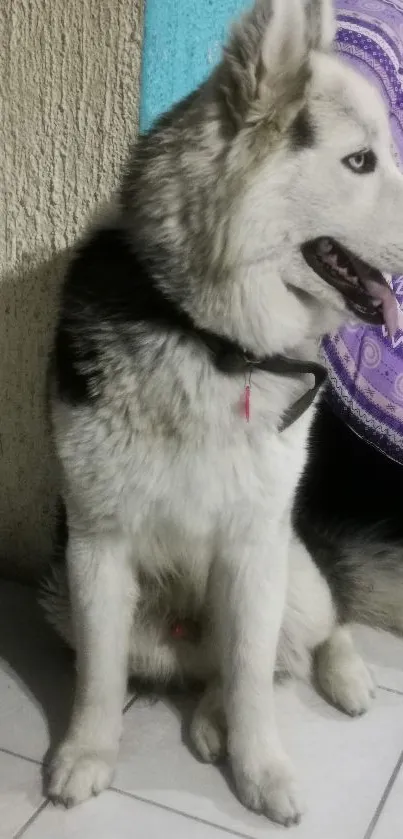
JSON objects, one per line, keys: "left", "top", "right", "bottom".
{"left": 54, "top": 358, "right": 313, "bottom": 577}
{"left": 52, "top": 224, "right": 316, "bottom": 590}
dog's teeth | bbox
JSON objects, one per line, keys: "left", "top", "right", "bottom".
{"left": 318, "top": 238, "right": 333, "bottom": 255}
{"left": 328, "top": 254, "right": 339, "bottom": 269}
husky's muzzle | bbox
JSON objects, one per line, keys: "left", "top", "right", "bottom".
{"left": 302, "top": 237, "right": 398, "bottom": 335}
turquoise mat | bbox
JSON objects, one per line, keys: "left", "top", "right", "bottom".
{"left": 139, "top": 0, "right": 250, "bottom": 132}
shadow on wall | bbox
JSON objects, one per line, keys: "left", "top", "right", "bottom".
{"left": 0, "top": 250, "right": 69, "bottom": 581}
{"left": 0, "top": 579, "right": 75, "bottom": 781}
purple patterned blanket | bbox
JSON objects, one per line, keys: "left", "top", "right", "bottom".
{"left": 322, "top": 0, "right": 403, "bottom": 463}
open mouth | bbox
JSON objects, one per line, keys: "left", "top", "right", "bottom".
{"left": 301, "top": 237, "right": 398, "bottom": 336}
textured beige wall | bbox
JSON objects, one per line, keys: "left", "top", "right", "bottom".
{"left": 0, "top": 0, "right": 143, "bottom": 578}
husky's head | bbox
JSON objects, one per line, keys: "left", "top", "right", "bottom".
{"left": 122, "top": 0, "right": 403, "bottom": 357}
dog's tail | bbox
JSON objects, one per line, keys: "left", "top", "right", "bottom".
{"left": 316, "top": 535, "right": 403, "bottom": 633}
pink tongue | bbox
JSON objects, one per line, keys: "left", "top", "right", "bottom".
{"left": 361, "top": 277, "right": 399, "bottom": 337}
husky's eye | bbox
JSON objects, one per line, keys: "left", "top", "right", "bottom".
{"left": 342, "top": 150, "right": 377, "bottom": 174}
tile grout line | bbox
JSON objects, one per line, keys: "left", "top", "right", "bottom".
{"left": 12, "top": 800, "right": 49, "bottom": 839}
{"left": 123, "top": 692, "right": 139, "bottom": 714}
{"left": 363, "top": 748, "right": 403, "bottom": 839}
{"left": 0, "top": 746, "right": 42, "bottom": 766}
{"left": 377, "top": 684, "right": 403, "bottom": 697}
{"left": 5, "top": 679, "right": 403, "bottom": 839}
{"left": 111, "top": 786, "right": 256, "bottom": 839}
{"left": 0, "top": 725, "right": 249, "bottom": 838}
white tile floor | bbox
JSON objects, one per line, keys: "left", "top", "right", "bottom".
{"left": 1, "top": 581, "right": 403, "bottom": 839}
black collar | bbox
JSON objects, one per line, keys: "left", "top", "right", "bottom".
{"left": 188, "top": 327, "right": 327, "bottom": 431}
{"left": 126, "top": 239, "right": 327, "bottom": 432}
{"left": 69, "top": 227, "right": 326, "bottom": 430}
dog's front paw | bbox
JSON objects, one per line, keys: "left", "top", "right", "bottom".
{"left": 231, "top": 754, "right": 304, "bottom": 826}
{"left": 48, "top": 741, "right": 116, "bottom": 807}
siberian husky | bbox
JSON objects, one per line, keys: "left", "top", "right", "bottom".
{"left": 44, "top": 0, "right": 403, "bottom": 825}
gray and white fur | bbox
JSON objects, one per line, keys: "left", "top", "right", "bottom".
{"left": 43, "top": 0, "right": 403, "bottom": 825}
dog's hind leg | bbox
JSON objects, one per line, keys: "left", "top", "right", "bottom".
{"left": 283, "top": 535, "right": 375, "bottom": 716}
{"left": 48, "top": 527, "right": 135, "bottom": 807}
{"left": 316, "top": 625, "right": 375, "bottom": 716}
{"left": 278, "top": 533, "right": 336, "bottom": 680}
{"left": 190, "top": 680, "right": 226, "bottom": 764}
{"left": 282, "top": 535, "right": 375, "bottom": 715}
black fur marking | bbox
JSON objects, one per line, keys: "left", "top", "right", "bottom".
{"left": 294, "top": 398, "right": 403, "bottom": 618}
{"left": 54, "top": 323, "right": 97, "bottom": 405}
{"left": 53, "top": 227, "right": 196, "bottom": 405}
{"left": 53, "top": 226, "right": 324, "bottom": 426}
{"left": 289, "top": 108, "right": 315, "bottom": 150}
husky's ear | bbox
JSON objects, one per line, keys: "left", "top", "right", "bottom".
{"left": 221, "top": 0, "right": 313, "bottom": 127}
{"left": 307, "top": 0, "right": 336, "bottom": 52}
